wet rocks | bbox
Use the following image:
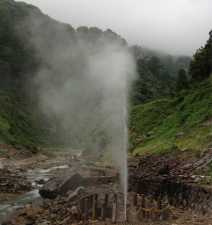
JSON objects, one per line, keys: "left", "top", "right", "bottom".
{"left": 39, "top": 172, "right": 85, "bottom": 199}
{"left": 35, "top": 179, "right": 45, "bottom": 185}
{"left": 0, "top": 168, "right": 33, "bottom": 194}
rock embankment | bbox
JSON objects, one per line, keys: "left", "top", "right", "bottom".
{"left": 0, "top": 168, "right": 33, "bottom": 194}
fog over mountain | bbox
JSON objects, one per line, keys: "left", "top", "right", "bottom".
{"left": 15, "top": 0, "right": 212, "bottom": 56}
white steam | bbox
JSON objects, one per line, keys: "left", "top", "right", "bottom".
{"left": 21, "top": 11, "right": 137, "bottom": 205}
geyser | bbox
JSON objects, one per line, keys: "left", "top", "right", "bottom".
{"left": 21, "top": 13, "right": 136, "bottom": 211}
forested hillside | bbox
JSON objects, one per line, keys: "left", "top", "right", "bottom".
{"left": 0, "top": 0, "right": 211, "bottom": 153}
{"left": 129, "top": 30, "right": 212, "bottom": 154}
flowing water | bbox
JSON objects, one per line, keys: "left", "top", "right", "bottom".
{"left": 0, "top": 165, "right": 68, "bottom": 223}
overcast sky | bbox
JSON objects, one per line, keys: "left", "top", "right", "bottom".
{"left": 16, "top": 0, "right": 212, "bottom": 56}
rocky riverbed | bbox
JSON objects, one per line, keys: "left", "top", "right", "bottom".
{"left": 1, "top": 150, "right": 212, "bottom": 225}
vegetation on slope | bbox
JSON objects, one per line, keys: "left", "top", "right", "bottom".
{"left": 0, "top": 0, "right": 181, "bottom": 151}
{"left": 129, "top": 77, "right": 211, "bottom": 155}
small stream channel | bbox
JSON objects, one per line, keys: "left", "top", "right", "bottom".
{"left": 0, "top": 165, "right": 68, "bottom": 223}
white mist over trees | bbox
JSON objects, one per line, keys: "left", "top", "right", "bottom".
{"left": 18, "top": 10, "right": 137, "bottom": 197}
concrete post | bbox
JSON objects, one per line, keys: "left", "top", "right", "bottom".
{"left": 85, "top": 199, "right": 89, "bottom": 221}
{"left": 104, "top": 193, "right": 108, "bottom": 207}
{"left": 94, "top": 193, "right": 98, "bottom": 201}
{"left": 93, "top": 201, "right": 97, "bottom": 220}
{"left": 89, "top": 195, "right": 93, "bottom": 209}
{"left": 138, "top": 203, "right": 143, "bottom": 221}
{"left": 157, "top": 197, "right": 161, "bottom": 210}
{"left": 141, "top": 194, "right": 145, "bottom": 207}
{"left": 114, "top": 193, "right": 117, "bottom": 204}
{"left": 82, "top": 196, "right": 85, "bottom": 213}
{"left": 101, "top": 202, "right": 106, "bottom": 221}
{"left": 134, "top": 193, "right": 137, "bottom": 206}
{"left": 150, "top": 195, "right": 153, "bottom": 204}
{"left": 161, "top": 203, "right": 166, "bottom": 220}
{"left": 112, "top": 203, "right": 117, "bottom": 223}
{"left": 126, "top": 203, "right": 130, "bottom": 222}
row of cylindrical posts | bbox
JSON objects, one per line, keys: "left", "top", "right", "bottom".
{"left": 78, "top": 193, "right": 111, "bottom": 222}
{"left": 112, "top": 194, "right": 169, "bottom": 222}
{"left": 78, "top": 193, "right": 169, "bottom": 222}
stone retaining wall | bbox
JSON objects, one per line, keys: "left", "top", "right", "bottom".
{"left": 129, "top": 175, "right": 212, "bottom": 218}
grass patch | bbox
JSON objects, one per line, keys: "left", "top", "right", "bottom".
{"left": 129, "top": 78, "right": 212, "bottom": 156}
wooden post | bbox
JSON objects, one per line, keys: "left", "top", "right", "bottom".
{"left": 126, "top": 203, "right": 130, "bottom": 222}
{"left": 114, "top": 194, "right": 117, "bottom": 204}
{"left": 138, "top": 203, "right": 143, "bottom": 221}
{"left": 101, "top": 202, "right": 106, "bottom": 221}
{"left": 94, "top": 193, "right": 98, "bottom": 201}
{"left": 89, "top": 195, "right": 93, "bottom": 209}
{"left": 104, "top": 193, "right": 108, "bottom": 207}
{"left": 112, "top": 203, "right": 117, "bottom": 223}
{"left": 85, "top": 199, "right": 89, "bottom": 221}
{"left": 93, "top": 201, "right": 97, "bottom": 220}
{"left": 133, "top": 193, "right": 137, "bottom": 206}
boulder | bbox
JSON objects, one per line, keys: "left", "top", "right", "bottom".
{"left": 146, "top": 131, "right": 154, "bottom": 137}
{"left": 30, "top": 146, "right": 38, "bottom": 154}
{"left": 19, "top": 181, "right": 32, "bottom": 191}
{"left": 0, "top": 158, "right": 9, "bottom": 169}
{"left": 68, "top": 186, "right": 85, "bottom": 201}
{"left": 175, "top": 132, "right": 185, "bottom": 138}
{"left": 158, "top": 165, "right": 170, "bottom": 174}
{"left": 170, "top": 144, "right": 178, "bottom": 150}
{"left": 39, "top": 172, "right": 84, "bottom": 199}
{"left": 35, "top": 179, "right": 45, "bottom": 185}
{"left": 91, "top": 152, "right": 102, "bottom": 161}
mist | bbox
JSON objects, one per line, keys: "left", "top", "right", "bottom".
{"left": 16, "top": 0, "right": 212, "bottom": 56}
{"left": 21, "top": 11, "right": 136, "bottom": 201}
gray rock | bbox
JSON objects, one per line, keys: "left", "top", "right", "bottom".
{"left": 194, "top": 177, "right": 200, "bottom": 183}
{"left": 146, "top": 131, "right": 154, "bottom": 137}
{"left": 19, "top": 181, "right": 32, "bottom": 191}
{"left": 70, "top": 206, "right": 78, "bottom": 214}
{"left": 39, "top": 172, "right": 84, "bottom": 199}
{"left": 55, "top": 195, "right": 60, "bottom": 201}
{"left": 69, "top": 186, "right": 85, "bottom": 202}
{"left": 91, "top": 152, "right": 102, "bottom": 161}
{"left": 170, "top": 144, "right": 178, "bottom": 149}
{"left": 175, "top": 132, "right": 185, "bottom": 138}
{"left": 35, "top": 179, "right": 45, "bottom": 184}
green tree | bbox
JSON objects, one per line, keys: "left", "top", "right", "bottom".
{"left": 176, "top": 68, "right": 189, "bottom": 92}
{"left": 189, "top": 30, "right": 212, "bottom": 82}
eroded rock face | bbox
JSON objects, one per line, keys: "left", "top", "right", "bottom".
{"left": 39, "top": 172, "right": 84, "bottom": 199}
